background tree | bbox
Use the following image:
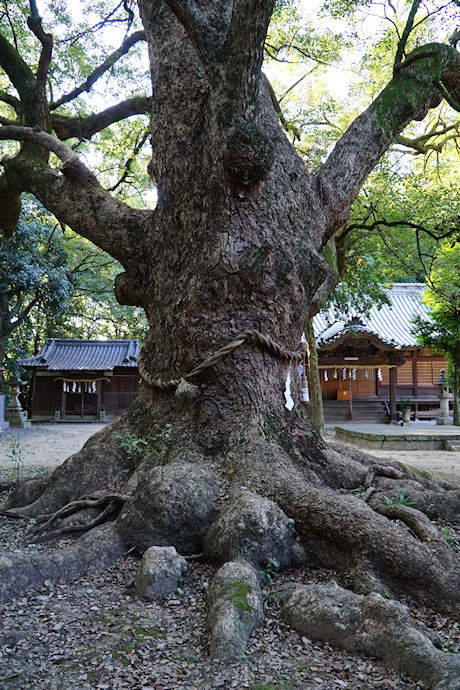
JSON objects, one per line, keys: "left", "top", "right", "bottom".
{"left": 413, "top": 241, "right": 460, "bottom": 425}
{"left": 1, "top": 0, "right": 460, "bottom": 680}
{"left": 1, "top": 197, "right": 148, "bottom": 382}
{"left": 0, "top": 198, "right": 71, "bottom": 378}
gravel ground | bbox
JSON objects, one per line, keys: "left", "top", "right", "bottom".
{"left": 0, "top": 423, "right": 107, "bottom": 472}
{"left": 0, "top": 424, "right": 459, "bottom": 689}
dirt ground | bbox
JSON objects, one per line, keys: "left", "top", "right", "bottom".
{"left": 0, "top": 424, "right": 459, "bottom": 689}
{"left": 1, "top": 423, "right": 460, "bottom": 485}
{"left": 0, "top": 423, "right": 107, "bottom": 471}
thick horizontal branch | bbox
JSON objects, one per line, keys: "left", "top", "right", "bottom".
{"left": 49, "top": 31, "right": 147, "bottom": 110}
{"left": 0, "top": 125, "right": 150, "bottom": 265}
{"left": 0, "top": 125, "right": 81, "bottom": 164}
{"left": 51, "top": 96, "right": 152, "bottom": 140}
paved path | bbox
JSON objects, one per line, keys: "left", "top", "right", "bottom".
{"left": 326, "top": 422, "right": 460, "bottom": 483}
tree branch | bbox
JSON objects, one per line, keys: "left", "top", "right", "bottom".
{"left": 346, "top": 218, "right": 459, "bottom": 242}
{"left": 107, "top": 130, "right": 149, "bottom": 192}
{"left": 395, "top": 134, "right": 440, "bottom": 154}
{"left": 319, "top": 43, "right": 460, "bottom": 240}
{"left": 49, "top": 31, "right": 147, "bottom": 110}
{"left": 0, "top": 125, "right": 150, "bottom": 266}
{"left": 26, "top": 1, "right": 53, "bottom": 93}
{"left": 0, "top": 33, "right": 35, "bottom": 106}
{"left": 393, "top": 0, "right": 422, "bottom": 70}
{"left": 224, "top": 0, "right": 276, "bottom": 107}
{"left": 0, "top": 90, "right": 20, "bottom": 113}
{"left": 51, "top": 96, "right": 152, "bottom": 140}
{"left": 161, "top": 0, "right": 220, "bottom": 79}
{"left": 0, "top": 116, "right": 17, "bottom": 127}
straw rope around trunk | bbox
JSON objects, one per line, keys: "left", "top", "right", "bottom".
{"left": 137, "top": 330, "right": 307, "bottom": 398}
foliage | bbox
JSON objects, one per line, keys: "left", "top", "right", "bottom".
{"left": 115, "top": 424, "right": 173, "bottom": 480}
{"left": 378, "top": 490, "right": 416, "bottom": 507}
{"left": 259, "top": 557, "right": 280, "bottom": 610}
{"left": 412, "top": 241, "right": 460, "bottom": 424}
{"left": 0, "top": 199, "right": 72, "bottom": 375}
{"left": 5, "top": 434, "right": 31, "bottom": 484}
{"left": 1, "top": 197, "right": 148, "bottom": 379}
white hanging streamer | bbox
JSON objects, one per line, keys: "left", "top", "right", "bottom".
{"left": 333, "top": 369, "right": 338, "bottom": 379}
{"left": 352, "top": 368, "right": 357, "bottom": 381}
{"left": 324, "top": 370, "right": 328, "bottom": 382}
{"left": 377, "top": 368, "right": 383, "bottom": 382}
{"left": 284, "top": 364, "right": 294, "bottom": 411}
{"left": 342, "top": 368, "right": 347, "bottom": 380}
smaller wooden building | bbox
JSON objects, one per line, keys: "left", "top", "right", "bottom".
{"left": 313, "top": 284, "right": 450, "bottom": 422}
{"left": 19, "top": 339, "right": 140, "bottom": 421}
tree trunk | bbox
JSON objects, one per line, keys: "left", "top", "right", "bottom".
{"left": 305, "top": 318, "right": 324, "bottom": 433}
{"left": 1, "top": 1, "right": 460, "bottom": 679}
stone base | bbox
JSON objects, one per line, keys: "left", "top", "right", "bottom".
{"left": 436, "top": 416, "right": 454, "bottom": 426}
{"left": 5, "top": 409, "right": 32, "bottom": 428}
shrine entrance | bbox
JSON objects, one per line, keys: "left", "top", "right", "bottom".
{"left": 56, "top": 378, "right": 106, "bottom": 419}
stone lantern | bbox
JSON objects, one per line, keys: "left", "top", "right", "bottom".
{"left": 0, "top": 368, "right": 9, "bottom": 432}
{"left": 435, "top": 369, "right": 453, "bottom": 426}
{"left": 4, "top": 379, "right": 31, "bottom": 428}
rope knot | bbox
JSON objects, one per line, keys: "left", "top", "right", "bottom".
{"left": 175, "top": 378, "right": 199, "bottom": 398}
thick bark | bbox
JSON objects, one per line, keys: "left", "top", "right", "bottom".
{"left": 1, "top": 1, "right": 460, "bottom": 680}
{"left": 305, "top": 318, "right": 324, "bottom": 432}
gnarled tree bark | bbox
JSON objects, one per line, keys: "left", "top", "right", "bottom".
{"left": 1, "top": 1, "right": 460, "bottom": 682}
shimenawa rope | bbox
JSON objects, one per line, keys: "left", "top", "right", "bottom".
{"left": 137, "top": 329, "right": 307, "bottom": 398}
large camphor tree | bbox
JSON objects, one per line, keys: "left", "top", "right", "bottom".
{"left": 1, "top": 0, "right": 460, "bottom": 681}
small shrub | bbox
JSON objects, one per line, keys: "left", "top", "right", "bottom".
{"left": 5, "top": 435, "right": 31, "bottom": 483}
{"left": 378, "top": 490, "right": 415, "bottom": 508}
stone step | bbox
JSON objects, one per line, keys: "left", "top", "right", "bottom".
{"left": 444, "top": 441, "right": 460, "bottom": 452}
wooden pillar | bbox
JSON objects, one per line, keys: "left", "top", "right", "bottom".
{"left": 389, "top": 367, "right": 397, "bottom": 422}
{"left": 97, "top": 381, "right": 102, "bottom": 413}
{"left": 413, "top": 353, "right": 418, "bottom": 398}
{"left": 61, "top": 387, "right": 66, "bottom": 420}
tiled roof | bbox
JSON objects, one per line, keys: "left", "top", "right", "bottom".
{"left": 18, "top": 339, "right": 140, "bottom": 371}
{"left": 314, "top": 284, "right": 429, "bottom": 349}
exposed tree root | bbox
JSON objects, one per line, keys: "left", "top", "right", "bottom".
{"left": 374, "top": 502, "right": 446, "bottom": 543}
{"left": 0, "top": 523, "right": 125, "bottom": 604}
{"left": 30, "top": 494, "right": 129, "bottom": 543}
{"left": 207, "top": 560, "right": 264, "bottom": 661}
{"left": 364, "top": 464, "right": 405, "bottom": 487}
{"left": 30, "top": 494, "right": 129, "bottom": 538}
{"left": 0, "top": 417, "right": 458, "bottom": 684}
{"left": 0, "top": 419, "right": 135, "bottom": 518}
{"left": 281, "top": 581, "right": 460, "bottom": 690}
{"left": 281, "top": 485, "right": 460, "bottom": 618}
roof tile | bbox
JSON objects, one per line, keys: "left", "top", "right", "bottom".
{"left": 18, "top": 339, "right": 140, "bottom": 371}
